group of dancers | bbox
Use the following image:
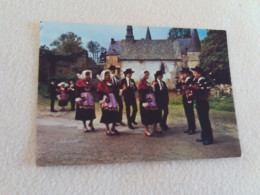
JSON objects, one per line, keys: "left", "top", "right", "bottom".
{"left": 49, "top": 65, "right": 214, "bottom": 145}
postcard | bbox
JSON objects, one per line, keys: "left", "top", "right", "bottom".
{"left": 37, "top": 22, "right": 241, "bottom": 166}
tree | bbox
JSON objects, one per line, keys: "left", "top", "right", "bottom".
{"left": 50, "top": 32, "right": 83, "bottom": 53}
{"left": 199, "top": 30, "right": 231, "bottom": 84}
{"left": 40, "top": 44, "right": 49, "bottom": 50}
{"left": 168, "top": 28, "right": 191, "bottom": 39}
{"left": 86, "top": 41, "right": 101, "bottom": 62}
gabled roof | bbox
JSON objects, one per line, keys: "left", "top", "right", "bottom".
{"left": 106, "top": 40, "right": 121, "bottom": 55}
{"left": 119, "top": 39, "right": 182, "bottom": 60}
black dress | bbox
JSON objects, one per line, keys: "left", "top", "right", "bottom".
{"left": 138, "top": 79, "right": 161, "bottom": 125}
{"left": 75, "top": 80, "right": 96, "bottom": 121}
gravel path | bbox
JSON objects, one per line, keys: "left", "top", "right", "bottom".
{"left": 36, "top": 105, "right": 241, "bottom": 166}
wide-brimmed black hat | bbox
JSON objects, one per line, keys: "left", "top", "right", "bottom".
{"left": 109, "top": 65, "right": 116, "bottom": 70}
{"left": 191, "top": 66, "right": 205, "bottom": 74}
{"left": 180, "top": 67, "right": 192, "bottom": 74}
{"left": 123, "top": 68, "right": 135, "bottom": 74}
{"left": 68, "top": 78, "right": 75, "bottom": 83}
{"left": 154, "top": 70, "right": 163, "bottom": 78}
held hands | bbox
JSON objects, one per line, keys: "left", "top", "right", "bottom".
{"left": 122, "top": 84, "right": 127, "bottom": 91}
{"left": 105, "top": 97, "right": 110, "bottom": 103}
{"left": 146, "top": 97, "right": 152, "bottom": 103}
{"left": 152, "top": 81, "right": 157, "bottom": 86}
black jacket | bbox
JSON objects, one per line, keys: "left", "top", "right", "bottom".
{"left": 154, "top": 80, "right": 169, "bottom": 108}
{"left": 121, "top": 78, "right": 137, "bottom": 101}
{"left": 49, "top": 83, "right": 57, "bottom": 98}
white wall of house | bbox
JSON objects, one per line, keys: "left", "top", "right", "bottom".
{"left": 120, "top": 60, "right": 181, "bottom": 89}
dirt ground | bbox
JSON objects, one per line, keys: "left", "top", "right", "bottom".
{"left": 36, "top": 103, "right": 241, "bottom": 166}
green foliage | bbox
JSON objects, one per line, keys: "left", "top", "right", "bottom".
{"left": 38, "top": 83, "right": 50, "bottom": 98}
{"left": 169, "top": 95, "right": 183, "bottom": 105}
{"left": 209, "top": 96, "right": 235, "bottom": 112}
{"left": 199, "top": 30, "right": 231, "bottom": 84}
{"left": 168, "top": 28, "right": 191, "bottom": 39}
{"left": 50, "top": 32, "right": 84, "bottom": 53}
{"left": 86, "top": 41, "right": 101, "bottom": 61}
{"left": 40, "top": 44, "right": 49, "bottom": 50}
{"left": 169, "top": 95, "right": 235, "bottom": 112}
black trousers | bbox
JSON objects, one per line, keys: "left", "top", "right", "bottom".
{"left": 159, "top": 105, "right": 169, "bottom": 127}
{"left": 124, "top": 98, "right": 137, "bottom": 125}
{"left": 183, "top": 96, "right": 196, "bottom": 131}
{"left": 196, "top": 99, "right": 213, "bottom": 142}
{"left": 69, "top": 97, "right": 75, "bottom": 110}
{"left": 50, "top": 97, "right": 56, "bottom": 111}
{"left": 115, "top": 94, "right": 123, "bottom": 122}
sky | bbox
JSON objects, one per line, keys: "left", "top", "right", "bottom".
{"left": 40, "top": 21, "right": 208, "bottom": 50}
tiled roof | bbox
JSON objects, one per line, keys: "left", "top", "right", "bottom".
{"left": 119, "top": 39, "right": 181, "bottom": 60}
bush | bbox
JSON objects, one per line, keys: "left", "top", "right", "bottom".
{"left": 169, "top": 96, "right": 183, "bottom": 105}
{"left": 38, "top": 83, "right": 50, "bottom": 98}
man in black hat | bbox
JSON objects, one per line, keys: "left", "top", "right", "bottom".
{"left": 175, "top": 68, "right": 196, "bottom": 135}
{"left": 121, "top": 68, "right": 137, "bottom": 129}
{"left": 49, "top": 78, "right": 57, "bottom": 112}
{"left": 154, "top": 70, "right": 169, "bottom": 130}
{"left": 68, "top": 79, "right": 76, "bottom": 111}
{"left": 189, "top": 66, "right": 214, "bottom": 145}
{"left": 109, "top": 65, "right": 125, "bottom": 126}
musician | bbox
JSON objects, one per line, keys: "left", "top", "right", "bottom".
{"left": 120, "top": 68, "right": 137, "bottom": 130}
{"left": 175, "top": 68, "right": 196, "bottom": 135}
{"left": 49, "top": 78, "right": 57, "bottom": 112}
{"left": 109, "top": 65, "right": 125, "bottom": 126}
{"left": 189, "top": 66, "right": 214, "bottom": 145}
{"left": 154, "top": 70, "right": 169, "bottom": 131}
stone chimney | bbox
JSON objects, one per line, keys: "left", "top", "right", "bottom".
{"left": 126, "top": 25, "right": 134, "bottom": 43}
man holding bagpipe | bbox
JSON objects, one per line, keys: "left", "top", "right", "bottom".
{"left": 175, "top": 68, "right": 196, "bottom": 135}
{"left": 188, "top": 66, "right": 214, "bottom": 145}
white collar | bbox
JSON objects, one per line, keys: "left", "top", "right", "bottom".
{"left": 198, "top": 76, "right": 205, "bottom": 82}
{"left": 185, "top": 76, "right": 190, "bottom": 82}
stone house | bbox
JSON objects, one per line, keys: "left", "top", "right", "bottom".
{"left": 106, "top": 26, "right": 201, "bottom": 89}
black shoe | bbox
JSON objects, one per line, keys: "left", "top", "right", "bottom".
{"left": 183, "top": 129, "right": 189, "bottom": 133}
{"left": 128, "top": 124, "right": 135, "bottom": 130}
{"left": 51, "top": 110, "right": 57, "bottom": 112}
{"left": 203, "top": 140, "right": 213, "bottom": 145}
{"left": 111, "top": 129, "right": 120, "bottom": 135}
{"left": 196, "top": 138, "right": 204, "bottom": 142}
{"left": 132, "top": 121, "right": 138, "bottom": 125}
{"left": 120, "top": 121, "right": 126, "bottom": 126}
{"left": 106, "top": 131, "right": 114, "bottom": 136}
{"left": 188, "top": 130, "right": 196, "bottom": 135}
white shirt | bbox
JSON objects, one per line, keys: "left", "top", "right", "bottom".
{"left": 157, "top": 79, "right": 163, "bottom": 90}
{"left": 126, "top": 77, "right": 131, "bottom": 87}
{"left": 110, "top": 74, "right": 116, "bottom": 85}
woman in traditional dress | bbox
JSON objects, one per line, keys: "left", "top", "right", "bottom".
{"left": 56, "top": 82, "right": 69, "bottom": 111}
{"left": 96, "top": 70, "right": 120, "bottom": 136}
{"left": 138, "top": 70, "right": 162, "bottom": 136}
{"left": 75, "top": 70, "right": 96, "bottom": 132}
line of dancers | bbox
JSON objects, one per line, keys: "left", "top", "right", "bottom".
{"left": 49, "top": 65, "right": 214, "bottom": 145}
